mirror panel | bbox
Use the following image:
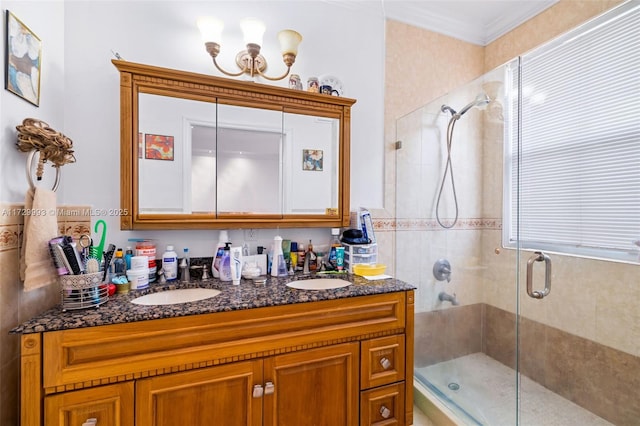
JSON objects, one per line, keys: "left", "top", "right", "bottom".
{"left": 216, "top": 104, "right": 284, "bottom": 215}
{"left": 138, "top": 93, "right": 216, "bottom": 214}
{"left": 283, "top": 113, "right": 339, "bottom": 214}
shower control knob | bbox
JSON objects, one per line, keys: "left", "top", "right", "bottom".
{"left": 379, "top": 405, "right": 391, "bottom": 419}
{"left": 379, "top": 357, "right": 392, "bottom": 370}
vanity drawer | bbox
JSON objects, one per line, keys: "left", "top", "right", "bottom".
{"left": 360, "top": 382, "right": 405, "bottom": 426}
{"left": 360, "top": 335, "right": 405, "bottom": 389}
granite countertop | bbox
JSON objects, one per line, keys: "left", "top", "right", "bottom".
{"left": 12, "top": 273, "right": 416, "bottom": 334}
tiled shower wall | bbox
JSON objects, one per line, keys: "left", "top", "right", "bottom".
{"left": 0, "top": 204, "right": 91, "bottom": 425}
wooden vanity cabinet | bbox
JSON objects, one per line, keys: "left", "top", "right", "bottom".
{"left": 21, "top": 291, "right": 414, "bottom": 426}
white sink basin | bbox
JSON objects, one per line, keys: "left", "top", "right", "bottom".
{"left": 286, "top": 278, "right": 351, "bottom": 290}
{"left": 130, "top": 288, "right": 221, "bottom": 305}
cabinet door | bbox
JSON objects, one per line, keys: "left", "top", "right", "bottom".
{"left": 263, "top": 343, "right": 359, "bottom": 426}
{"left": 135, "top": 360, "right": 262, "bottom": 426}
{"left": 44, "top": 382, "right": 134, "bottom": 426}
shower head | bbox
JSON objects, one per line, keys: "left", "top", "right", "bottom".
{"left": 441, "top": 92, "right": 491, "bottom": 118}
{"left": 457, "top": 92, "right": 491, "bottom": 117}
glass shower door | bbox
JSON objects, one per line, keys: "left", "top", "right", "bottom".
{"left": 396, "top": 64, "right": 519, "bottom": 425}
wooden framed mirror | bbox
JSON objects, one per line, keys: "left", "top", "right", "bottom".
{"left": 113, "top": 60, "right": 355, "bottom": 230}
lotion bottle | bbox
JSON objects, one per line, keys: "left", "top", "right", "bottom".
{"left": 230, "top": 246, "right": 243, "bottom": 285}
{"left": 162, "top": 245, "right": 178, "bottom": 281}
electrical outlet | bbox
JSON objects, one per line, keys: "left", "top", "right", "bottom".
{"left": 244, "top": 228, "right": 258, "bottom": 241}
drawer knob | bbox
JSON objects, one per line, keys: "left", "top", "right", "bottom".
{"left": 380, "top": 405, "right": 391, "bottom": 419}
{"left": 380, "top": 357, "right": 392, "bottom": 370}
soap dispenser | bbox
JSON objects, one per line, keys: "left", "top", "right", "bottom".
{"left": 271, "top": 236, "right": 288, "bottom": 277}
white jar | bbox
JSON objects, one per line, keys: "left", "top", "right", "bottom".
{"left": 162, "top": 245, "right": 178, "bottom": 281}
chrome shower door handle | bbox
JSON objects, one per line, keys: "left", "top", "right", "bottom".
{"left": 526, "top": 251, "right": 551, "bottom": 299}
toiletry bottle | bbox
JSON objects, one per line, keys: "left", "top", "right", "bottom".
{"left": 180, "top": 248, "right": 190, "bottom": 283}
{"left": 124, "top": 246, "right": 133, "bottom": 270}
{"left": 327, "top": 228, "right": 341, "bottom": 270}
{"left": 219, "top": 243, "right": 233, "bottom": 282}
{"left": 306, "top": 240, "right": 317, "bottom": 272}
{"left": 162, "top": 245, "right": 178, "bottom": 281}
{"left": 113, "top": 248, "right": 126, "bottom": 277}
{"left": 271, "top": 236, "right": 287, "bottom": 277}
{"left": 213, "top": 230, "right": 229, "bottom": 278}
{"left": 297, "top": 243, "right": 306, "bottom": 271}
{"left": 230, "top": 246, "right": 243, "bottom": 285}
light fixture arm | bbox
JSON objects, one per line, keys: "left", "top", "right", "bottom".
{"left": 199, "top": 23, "right": 301, "bottom": 82}
{"left": 205, "top": 42, "right": 246, "bottom": 77}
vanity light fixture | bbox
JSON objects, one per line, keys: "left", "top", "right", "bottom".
{"left": 197, "top": 17, "right": 302, "bottom": 81}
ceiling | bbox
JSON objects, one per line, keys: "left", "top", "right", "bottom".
{"left": 353, "top": 0, "right": 560, "bottom": 46}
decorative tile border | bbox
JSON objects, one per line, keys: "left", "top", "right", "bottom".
{"left": 0, "top": 225, "right": 21, "bottom": 252}
{"left": 0, "top": 205, "right": 92, "bottom": 252}
{"left": 372, "top": 218, "right": 502, "bottom": 232}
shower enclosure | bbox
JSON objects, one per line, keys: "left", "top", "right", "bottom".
{"left": 394, "top": 4, "right": 640, "bottom": 425}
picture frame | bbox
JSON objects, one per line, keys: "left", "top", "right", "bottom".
{"left": 145, "top": 134, "right": 174, "bottom": 161}
{"left": 5, "top": 11, "right": 42, "bottom": 106}
{"left": 138, "top": 132, "right": 143, "bottom": 159}
{"left": 303, "top": 149, "right": 323, "bottom": 171}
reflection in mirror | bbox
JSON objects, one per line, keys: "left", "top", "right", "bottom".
{"left": 216, "top": 105, "right": 283, "bottom": 215}
{"left": 283, "top": 113, "right": 339, "bottom": 214}
{"left": 138, "top": 95, "right": 339, "bottom": 216}
{"left": 190, "top": 124, "right": 216, "bottom": 213}
{"left": 138, "top": 93, "right": 216, "bottom": 214}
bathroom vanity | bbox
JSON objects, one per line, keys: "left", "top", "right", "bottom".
{"left": 15, "top": 275, "right": 415, "bottom": 425}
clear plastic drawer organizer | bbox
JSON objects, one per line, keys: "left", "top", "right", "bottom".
{"left": 59, "top": 271, "right": 108, "bottom": 311}
{"left": 342, "top": 242, "right": 377, "bottom": 273}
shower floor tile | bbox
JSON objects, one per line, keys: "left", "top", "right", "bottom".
{"left": 417, "top": 353, "right": 612, "bottom": 426}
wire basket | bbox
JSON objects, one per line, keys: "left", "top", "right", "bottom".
{"left": 59, "top": 271, "right": 108, "bottom": 311}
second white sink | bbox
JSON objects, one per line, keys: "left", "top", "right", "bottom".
{"left": 286, "top": 278, "right": 351, "bottom": 290}
{"left": 130, "top": 288, "right": 221, "bottom": 305}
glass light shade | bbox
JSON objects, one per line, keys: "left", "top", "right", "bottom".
{"left": 240, "top": 18, "right": 266, "bottom": 46}
{"left": 197, "top": 17, "right": 224, "bottom": 44}
{"left": 278, "top": 30, "right": 302, "bottom": 55}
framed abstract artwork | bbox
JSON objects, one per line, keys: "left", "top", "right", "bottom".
{"left": 302, "top": 149, "right": 323, "bottom": 171}
{"left": 5, "top": 11, "right": 41, "bottom": 106}
{"left": 145, "top": 134, "right": 174, "bottom": 161}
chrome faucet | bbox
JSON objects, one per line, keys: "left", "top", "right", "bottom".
{"left": 438, "top": 291, "right": 459, "bottom": 306}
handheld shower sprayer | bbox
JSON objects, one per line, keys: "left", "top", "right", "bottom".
{"left": 441, "top": 92, "right": 491, "bottom": 119}
{"left": 436, "top": 92, "right": 491, "bottom": 229}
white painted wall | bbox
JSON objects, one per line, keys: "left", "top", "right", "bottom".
{"left": 1, "top": 2, "right": 65, "bottom": 203}
{"left": 0, "top": 1, "right": 386, "bottom": 256}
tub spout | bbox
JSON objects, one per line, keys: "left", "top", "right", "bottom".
{"left": 438, "top": 291, "right": 459, "bottom": 306}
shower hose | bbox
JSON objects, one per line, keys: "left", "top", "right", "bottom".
{"left": 435, "top": 115, "right": 460, "bottom": 229}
